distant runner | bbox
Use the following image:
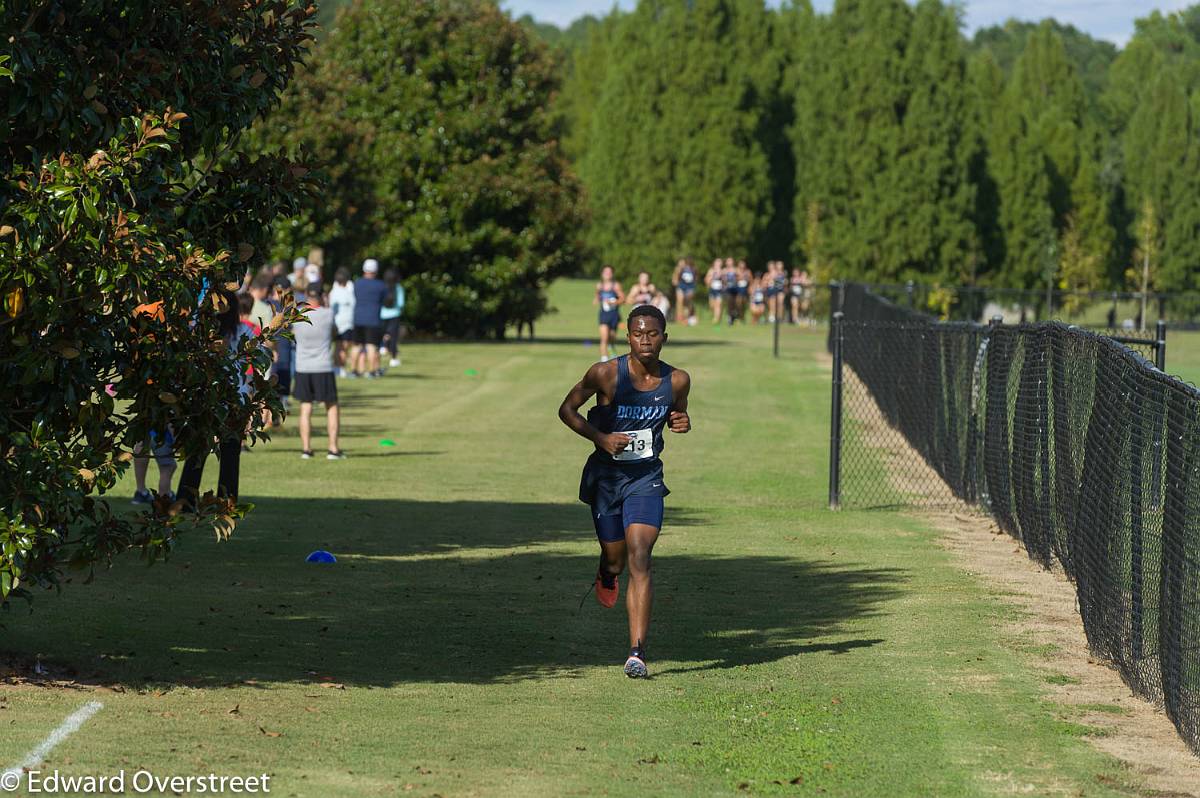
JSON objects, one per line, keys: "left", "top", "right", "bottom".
{"left": 672, "top": 258, "right": 697, "bottom": 326}
{"left": 595, "top": 265, "right": 625, "bottom": 363}
{"left": 705, "top": 258, "right": 725, "bottom": 325}
{"left": 558, "top": 305, "right": 692, "bottom": 679}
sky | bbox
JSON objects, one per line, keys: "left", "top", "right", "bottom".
{"left": 501, "top": 1, "right": 1195, "bottom": 46}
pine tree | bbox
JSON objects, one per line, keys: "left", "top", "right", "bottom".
{"left": 965, "top": 51, "right": 1006, "bottom": 283}
{"left": 1106, "top": 11, "right": 1200, "bottom": 294}
{"left": 556, "top": 13, "right": 622, "bottom": 162}
{"left": 788, "top": 0, "right": 977, "bottom": 283}
{"left": 581, "top": 0, "right": 776, "bottom": 284}
{"left": 788, "top": 0, "right": 913, "bottom": 281}
{"left": 891, "top": 0, "right": 977, "bottom": 284}
{"left": 984, "top": 23, "right": 1113, "bottom": 289}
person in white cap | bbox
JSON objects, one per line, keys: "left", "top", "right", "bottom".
{"left": 288, "top": 256, "right": 307, "bottom": 287}
{"left": 350, "top": 258, "right": 390, "bottom": 378}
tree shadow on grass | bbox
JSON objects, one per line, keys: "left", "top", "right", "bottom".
{"left": 2, "top": 499, "right": 905, "bottom": 690}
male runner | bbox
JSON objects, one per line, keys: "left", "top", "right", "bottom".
{"left": 558, "top": 305, "right": 692, "bottom": 678}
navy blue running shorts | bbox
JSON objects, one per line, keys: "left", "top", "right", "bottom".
{"left": 592, "top": 495, "right": 665, "bottom": 543}
{"left": 599, "top": 310, "right": 621, "bottom": 330}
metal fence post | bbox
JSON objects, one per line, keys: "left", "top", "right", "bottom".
{"left": 1156, "top": 319, "right": 1167, "bottom": 372}
{"left": 1152, "top": 319, "right": 1167, "bottom": 512}
{"left": 906, "top": 280, "right": 915, "bottom": 310}
{"left": 1130, "top": 367, "right": 1145, "bottom": 660}
{"left": 773, "top": 305, "right": 781, "bottom": 359}
{"left": 829, "top": 311, "right": 845, "bottom": 510}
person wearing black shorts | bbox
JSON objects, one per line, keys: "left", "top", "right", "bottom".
{"left": 350, "top": 258, "right": 389, "bottom": 378}
{"left": 293, "top": 284, "right": 346, "bottom": 460}
{"left": 558, "top": 305, "right": 692, "bottom": 679}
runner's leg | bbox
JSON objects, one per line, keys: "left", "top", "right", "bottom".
{"left": 624, "top": 522, "right": 659, "bottom": 648}
{"left": 599, "top": 538, "right": 626, "bottom": 581}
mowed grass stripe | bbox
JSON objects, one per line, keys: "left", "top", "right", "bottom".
{"left": 1, "top": 279, "right": 1137, "bottom": 796}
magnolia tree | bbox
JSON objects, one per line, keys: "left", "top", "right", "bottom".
{"left": 0, "top": 1, "right": 320, "bottom": 606}
{"left": 254, "top": 0, "right": 586, "bottom": 338}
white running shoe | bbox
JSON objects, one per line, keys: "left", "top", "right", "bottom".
{"left": 600, "top": 355, "right": 609, "bottom": 363}
{"left": 389, "top": 358, "right": 400, "bottom": 367}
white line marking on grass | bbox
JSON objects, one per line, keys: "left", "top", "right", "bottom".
{"left": 2, "top": 701, "right": 103, "bottom": 783}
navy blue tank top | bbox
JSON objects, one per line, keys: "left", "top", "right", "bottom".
{"left": 587, "top": 355, "right": 674, "bottom": 465}
{"left": 598, "top": 285, "right": 618, "bottom": 312}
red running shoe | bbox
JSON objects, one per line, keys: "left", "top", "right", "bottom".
{"left": 595, "top": 569, "right": 619, "bottom": 608}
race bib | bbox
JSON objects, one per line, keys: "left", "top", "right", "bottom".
{"left": 682, "top": 272, "right": 695, "bottom": 283}
{"left": 602, "top": 300, "right": 615, "bottom": 312}
{"left": 711, "top": 280, "right": 723, "bottom": 291}
{"left": 613, "top": 428, "right": 655, "bottom": 462}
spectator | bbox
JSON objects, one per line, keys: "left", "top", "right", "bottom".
{"left": 293, "top": 284, "right": 345, "bottom": 460}
{"left": 248, "top": 274, "right": 275, "bottom": 332}
{"left": 129, "top": 299, "right": 176, "bottom": 504}
{"left": 177, "top": 290, "right": 250, "bottom": 509}
{"left": 380, "top": 267, "right": 405, "bottom": 368}
{"left": 270, "top": 276, "right": 295, "bottom": 412}
{"left": 350, "top": 258, "right": 389, "bottom": 378}
{"left": 303, "top": 262, "right": 323, "bottom": 292}
{"left": 238, "top": 292, "right": 261, "bottom": 337}
{"left": 328, "top": 267, "right": 356, "bottom": 377}
{"left": 130, "top": 430, "right": 176, "bottom": 505}
{"left": 288, "top": 256, "right": 306, "bottom": 287}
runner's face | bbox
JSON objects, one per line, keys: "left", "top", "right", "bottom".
{"left": 627, "top": 315, "right": 666, "bottom": 361}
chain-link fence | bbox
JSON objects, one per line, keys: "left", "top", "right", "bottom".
{"left": 827, "top": 283, "right": 1199, "bottom": 755}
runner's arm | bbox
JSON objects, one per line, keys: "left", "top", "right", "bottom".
{"left": 614, "top": 282, "right": 625, "bottom": 305}
{"left": 668, "top": 369, "right": 691, "bottom": 434}
{"left": 558, "top": 363, "right": 632, "bottom": 456}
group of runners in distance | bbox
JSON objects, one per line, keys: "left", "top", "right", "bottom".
{"left": 593, "top": 259, "right": 816, "bottom": 360}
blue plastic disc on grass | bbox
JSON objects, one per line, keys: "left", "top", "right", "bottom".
{"left": 306, "top": 550, "right": 337, "bottom": 564}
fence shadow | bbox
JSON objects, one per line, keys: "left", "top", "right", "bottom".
{"left": 2, "top": 498, "right": 905, "bottom": 690}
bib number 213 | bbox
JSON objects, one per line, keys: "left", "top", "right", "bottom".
{"left": 613, "top": 428, "right": 654, "bottom": 462}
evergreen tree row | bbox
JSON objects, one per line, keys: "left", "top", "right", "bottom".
{"left": 548, "top": 0, "right": 1200, "bottom": 295}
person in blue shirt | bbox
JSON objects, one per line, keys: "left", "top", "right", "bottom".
{"left": 380, "top": 267, "right": 406, "bottom": 369}
{"left": 557, "top": 305, "right": 692, "bottom": 679}
{"left": 350, "top": 258, "right": 391, "bottom": 378}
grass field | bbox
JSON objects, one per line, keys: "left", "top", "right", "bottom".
{"left": 0, "top": 279, "right": 1176, "bottom": 796}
